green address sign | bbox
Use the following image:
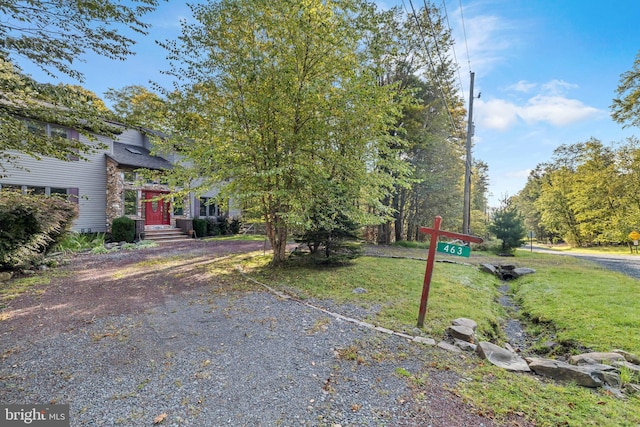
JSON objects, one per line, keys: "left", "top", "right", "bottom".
{"left": 436, "top": 242, "right": 471, "bottom": 257}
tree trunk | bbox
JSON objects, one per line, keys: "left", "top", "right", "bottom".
{"left": 265, "top": 210, "right": 288, "bottom": 265}
{"left": 394, "top": 188, "right": 407, "bottom": 242}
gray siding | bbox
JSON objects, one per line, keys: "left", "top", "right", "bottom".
{"left": 1, "top": 134, "right": 112, "bottom": 232}
{"left": 113, "top": 128, "right": 145, "bottom": 147}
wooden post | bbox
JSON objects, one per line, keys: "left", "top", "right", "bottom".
{"left": 417, "top": 216, "right": 441, "bottom": 328}
{"left": 417, "top": 216, "right": 483, "bottom": 328}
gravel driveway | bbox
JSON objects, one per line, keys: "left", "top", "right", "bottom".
{"left": 0, "top": 241, "right": 507, "bottom": 427}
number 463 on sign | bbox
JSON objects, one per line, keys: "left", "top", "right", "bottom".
{"left": 436, "top": 241, "right": 471, "bottom": 257}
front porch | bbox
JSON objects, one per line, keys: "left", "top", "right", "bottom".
{"left": 139, "top": 219, "right": 194, "bottom": 243}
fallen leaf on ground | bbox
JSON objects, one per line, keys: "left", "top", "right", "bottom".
{"left": 153, "top": 413, "right": 167, "bottom": 424}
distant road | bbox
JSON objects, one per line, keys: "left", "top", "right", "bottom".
{"left": 528, "top": 245, "right": 640, "bottom": 280}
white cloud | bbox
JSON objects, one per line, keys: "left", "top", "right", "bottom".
{"left": 475, "top": 98, "right": 519, "bottom": 131}
{"left": 518, "top": 95, "right": 602, "bottom": 126}
{"left": 476, "top": 80, "right": 605, "bottom": 130}
{"left": 540, "top": 80, "right": 579, "bottom": 96}
{"left": 508, "top": 80, "right": 537, "bottom": 93}
{"left": 449, "top": 7, "right": 518, "bottom": 77}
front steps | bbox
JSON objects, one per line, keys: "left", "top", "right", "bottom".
{"left": 143, "top": 226, "right": 192, "bottom": 243}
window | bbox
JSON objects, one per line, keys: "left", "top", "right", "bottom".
{"left": 25, "top": 121, "right": 80, "bottom": 161}
{"left": 124, "top": 190, "right": 137, "bottom": 216}
{"left": 0, "top": 185, "right": 78, "bottom": 203}
{"left": 50, "top": 126, "right": 68, "bottom": 139}
{"left": 26, "top": 186, "right": 46, "bottom": 195}
{"left": 123, "top": 171, "right": 136, "bottom": 183}
{"left": 173, "top": 201, "right": 184, "bottom": 216}
{"left": 0, "top": 184, "right": 22, "bottom": 192}
{"left": 199, "top": 197, "right": 219, "bottom": 217}
{"left": 26, "top": 121, "right": 46, "bottom": 136}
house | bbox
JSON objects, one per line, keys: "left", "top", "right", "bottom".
{"left": 0, "top": 119, "right": 239, "bottom": 235}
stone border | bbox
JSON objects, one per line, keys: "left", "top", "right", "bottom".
{"left": 236, "top": 266, "right": 436, "bottom": 346}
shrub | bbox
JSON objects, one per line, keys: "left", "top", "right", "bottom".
{"left": 193, "top": 218, "right": 207, "bottom": 238}
{"left": 54, "top": 232, "right": 105, "bottom": 253}
{"left": 0, "top": 191, "right": 77, "bottom": 270}
{"left": 206, "top": 217, "right": 222, "bottom": 236}
{"left": 294, "top": 217, "right": 362, "bottom": 265}
{"left": 112, "top": 216, "right": 135, "bottom": 243}
{"left": 216, "top": 215, "right": 229, "bottom": 235}
{"left": 229, "top": 217, "right": 242, "bottom": 235}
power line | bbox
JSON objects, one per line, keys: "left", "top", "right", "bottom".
{"left": 458, "top": 0, "right": 472, "bottom": 73}
{"left": 441, "top": 0, "right": 466, "bottom": 103}
{"left": 402, "top": 0, "right": 461, "bottom": 136}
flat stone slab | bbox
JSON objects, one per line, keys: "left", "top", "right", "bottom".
{"left": 526, "top": 357, "right": 603, "bottom": 388}
{"left": 452, "top": 317, "right": 478, "bottom": 331}
{"left": 613, "top": 349, "right": 640, "bottom": 365}
{"left": 437, "top": 341, "right": 462, "bottom": 353}
{"left": 412, "top": 336, "right": 436, "bottom": 346}
{"left": 569, "top": 352, "right": 625, "bottom": 365}
{"left": 613, "top": 360, "right": 640, "bottom": 373}
{"left": 447, "top": 325, "right": 475, "bottom": 343}
{"left": 476, "top": 342, "right": 530, "bottom": 372}
{"left": 513, "top": 267, "right": 536, "bottom": 277}
{"left": 453, "top": 338, "right": 477, "bottom": 352}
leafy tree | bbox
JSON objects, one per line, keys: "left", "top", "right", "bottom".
{"left": 512, "top": 166, "right": 555, "bottom": 243}
{"left": 371, "top": 4, "right": 466, "bottom": 243}
{"left": 104, "top": 85, "right": 169, "bottom": 131}
{"left": 157, "top": 0, "right": 403, "bottom": 264}
{"left": 488, "top": 198, "right": 526, "bottom": 253}
{"left": 515, "top": 138, "right": 640, "bottom": 246}
{"left": 0, "top": 60, "right": 120, "bottom": 176}
{"left": 1, "top": 0, "right": 161, "bottom": 81}
{"left": 0, "top": 1, "right": 161, "bottom": 175}
{"left": 612, "top": 51, "right": 640, "bottom": 128}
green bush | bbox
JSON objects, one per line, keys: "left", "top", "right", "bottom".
{"left": 111, "top": 216, "right": 135, "bottom": 243}
{"left": 193, "top": 218, "right": 207, "bottom": 238}
{"left": 0, "top": 191, "right": 77, "bottom": 270}
{"left": 206, "top": 218, "right": 222, "bottom": 236}
{"left": 229, "top": 217, "right": 242, "bottom": 235}
{"left": 53, "top": 232, "right": 105, "bottom": 253}
{"left": 216, "top": 215, "right": 230, "bottom": 235}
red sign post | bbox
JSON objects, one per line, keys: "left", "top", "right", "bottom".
{"left": 417, "top": 216, "right": 483, "bottom": 328}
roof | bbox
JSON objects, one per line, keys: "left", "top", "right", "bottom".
{"left": 106, "top": 142, "right": 173, "bottom": 170}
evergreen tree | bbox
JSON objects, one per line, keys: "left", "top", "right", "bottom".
{"left": 488, "top": 199, "right": 526, "bottom": 253}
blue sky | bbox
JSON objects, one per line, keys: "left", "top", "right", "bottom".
{"left": 14, "top": 0, "right": 640, "bottom": 206}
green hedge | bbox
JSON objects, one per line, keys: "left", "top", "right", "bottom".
{"left": 193, "top": 218, "right": 207, "bottom": 238}
{"left": 111, "top": 216, "right": 135, "bottom": 243}
{"left": 0, "top": 191, "right": 77, "bottom": 270}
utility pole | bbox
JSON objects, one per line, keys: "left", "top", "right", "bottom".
{"left": 462, "top": 71, "right": 475, "bottom": 235}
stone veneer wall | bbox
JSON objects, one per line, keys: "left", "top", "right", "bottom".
{"left": 105, "top": 157, "right": 123, "bottom": 232}
{"left": 105, "top": 157, "right": 190, "bottom": 231}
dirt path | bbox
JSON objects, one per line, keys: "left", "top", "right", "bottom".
{"left": 0, "top": 240, "right": 528, "bottom": 426}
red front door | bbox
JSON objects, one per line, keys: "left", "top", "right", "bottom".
{"left": 143, "top": 191, "right": 171, "bottom": 225}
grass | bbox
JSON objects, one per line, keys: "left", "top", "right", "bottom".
{"left": 235, "top": 245, "right": 640, "bottom": 426}
{"left": 509, "top": 250, "right": 640, "bottom": 355}
{"left": 459, "top": 363, "right": 640, "bottom": 426}
{"left": 245, "top": 254, "right": 504, "bottom": 340}
{"left": 3, "top": 240, "right": 640, "bottom": 426}
{"left": 0, "top": 273, "right": 59, "bottom": 306}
